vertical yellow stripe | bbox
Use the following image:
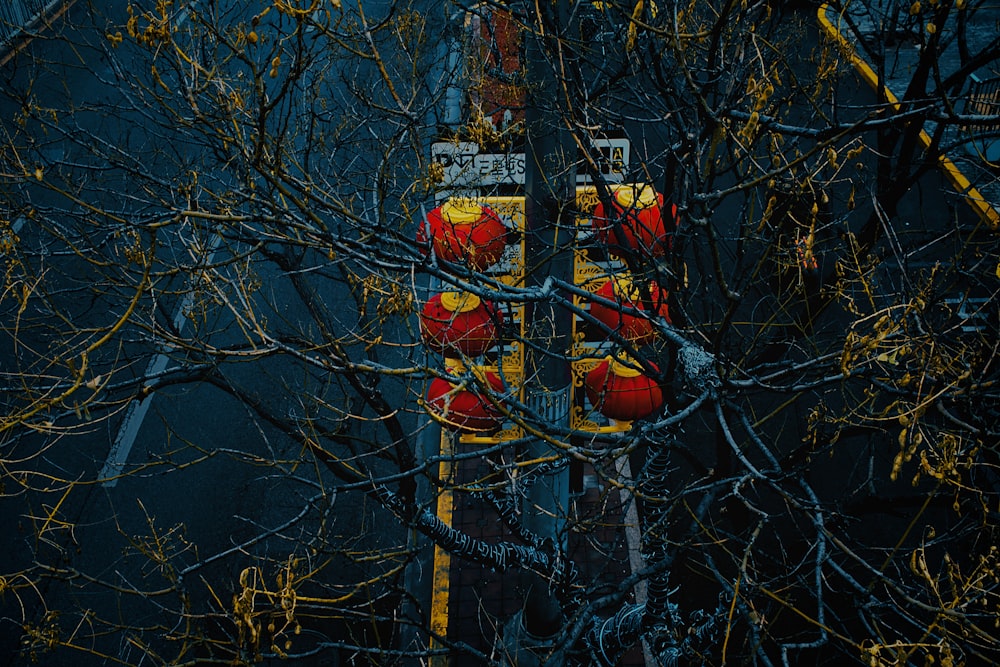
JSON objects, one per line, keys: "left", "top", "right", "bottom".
{"left": 429, "top": 431, "right": 454, "bottom": 666}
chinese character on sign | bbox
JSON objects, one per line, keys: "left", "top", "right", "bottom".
{"left": 431, "top": 140, "right": 630, "bottom": 188}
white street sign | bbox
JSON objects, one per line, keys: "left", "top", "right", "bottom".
{"left": 431, "top": 138, "right": 630, "bottom": 187}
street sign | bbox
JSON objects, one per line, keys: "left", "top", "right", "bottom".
{"left": 432, "top": 142, "right": 525, "bottom": 186}
{"left": 431, "top": 139, "right": 630, "bottom": 187}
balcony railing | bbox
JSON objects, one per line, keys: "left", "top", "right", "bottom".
{"left": 1, "top": 0, "right": 63, "bottom": 51}
{"left": 964, "top": 74, "right": 1000, "bottom": 167}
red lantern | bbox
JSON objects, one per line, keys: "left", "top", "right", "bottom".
{"left": 419, "top": 291, "right": 503, "bottom": 357}
{"left": 584, "top": 356, "right": 663, "bottom": 422}
{"left": 592, "top": 184, "right": 677, "bottom": 258}
{"left": 589, "top": 276, "right": 671, "bottom": 344}
{"left": 426, "top": 370, "right": 506, "bottom": 433}
{"left": 417, "top": 199, "right": 509, "bottom": 271}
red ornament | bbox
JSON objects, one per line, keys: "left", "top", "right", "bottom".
{"left": 589, "top": 276, "right": 671, "bottom": 344}
{"left": 426, "top": 370, "right": 506, "bottom": 433}
{"left": 419, "top": 292, "right": 503, "bottom": 357}
{"left": 584, "top": 356, "right": 663, "bottom": 422}
{"left": 592, "top": 184, "right": 677, "bottom": 257}
{"left": 417, "top": 199, "right": 509, "bottom": 270}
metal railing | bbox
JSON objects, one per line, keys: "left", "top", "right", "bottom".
{"left": 0, "top": 0, "right": 62, "bottom": 51}
{"left": 967, "top": 75, "right": 1000, "bottom": 130}
{"left": 964, "top": 73, "right": 1000, "bottom": 166}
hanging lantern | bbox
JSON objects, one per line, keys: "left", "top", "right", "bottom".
{"left": 589, "top": 276, "right": 671, "bottom": 344}
{"left": 584, "top": 356, "right": 663, "bottom": 422}
{"left": 592, "top": 184, "right": 677, "bottom": 258}
{"left": 419, "top": 291, "right": 503, "bottom": 357}
{"left": 425, "top": 370, "right": 506, "bottom": 433}
{"left": 417, "top": 199, "right": 509, "bottom": 271}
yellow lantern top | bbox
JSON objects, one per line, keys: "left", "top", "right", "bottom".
{"left": 606, "top": 354, "right": 644, "bottom": 378}
{"left": 614, "top": 184, "right": 658, "bottom": 209}
{"left": 441, "top": 199, "right": 485, "bottom": 225}
{"left": 439, "top": 291, "right": 482, "bottom": 313}
{"left": 609, "top": 275, "right": 640, "bottom": 302}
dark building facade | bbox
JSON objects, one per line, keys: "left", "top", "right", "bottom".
{"left": 1, "top": 0, "right": 64, "bottom": 51}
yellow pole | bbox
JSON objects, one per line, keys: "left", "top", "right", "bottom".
{"left": 429, "top": 430, "right": 454, "bottom": 666}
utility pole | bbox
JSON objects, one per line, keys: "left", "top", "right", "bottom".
{"left": 516, "top": 0, "right": 576, "bottom": 651}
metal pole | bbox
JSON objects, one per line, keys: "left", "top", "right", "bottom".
{"left": 520, "top": 0, "right": 575, "bottom": 645}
